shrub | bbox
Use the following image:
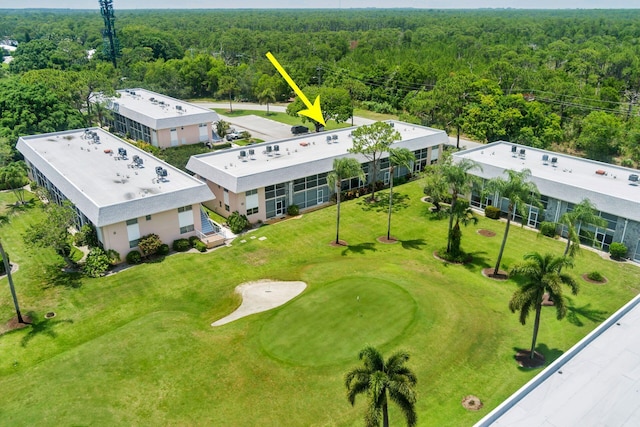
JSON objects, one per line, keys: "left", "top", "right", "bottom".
{"left": 106, "top": 249, "right": 121, "bottom": 265}
{"left": 587, "top": 271, "right": 604, "bottom": 282}
{"left": 228, "top": 211, "right": 249, "bottom": 234}
{"left": 485, "top": 206, "right": 501, "bottom": 219}
{"left": 74, "top": 224, "right": 99, "bottom": 248}
{"left": 189, "top": 236, "right": 206, "bottom": 252}
{"left": 212, "top": 142, "right": 232, "bottom": 150}
{"left": 609, "top": 242, "right": 627, "bottom": 260}
{"left": 621, "top": 158, "right": 635, "bottom": 168}
{"left": 138, "top": 234, "right": 163, "bottom": 258}
{"left": 193, "top": 240, "right": 207, "bottom": 252}
{"left": 126, "top": 250, "right": 142, "bottom": 265}
{"left": 83, "top": 247, "right": 110, "bottom": 277}
{"left": 287, "top": 204, "right": 300, "bottom": 216}
{"left": 157, "top": 243, "right": 170, "bottom": 256}
{"left": 0, "top": 251, "right": 9, "bottom": 275}
{"left": 540, "top": 221, "right": 557, "bottom": 238}
{"left": 173, "top": 238, "right": 191, "bottom": 252}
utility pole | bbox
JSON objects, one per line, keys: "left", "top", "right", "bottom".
{"left": 99, "top": 0, "right": 120, "bottom": 69}
{"left": 0, "top": 239, "right": 24, "bottom": 324}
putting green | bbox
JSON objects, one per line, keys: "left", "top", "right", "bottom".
{"left": 260, "top": 277, "right": 417, "bottom": 366}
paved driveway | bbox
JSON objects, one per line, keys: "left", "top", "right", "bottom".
{"left": 192, "top": 101, "right": 375, "bottom": 142}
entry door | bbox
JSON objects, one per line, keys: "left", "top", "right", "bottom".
{"left": 275, "top": 198, "right": 286, "bottom": 216}
{"left": 170, "top": 129, "right": 178, "bottom": 147}
{"left": 317, "top": 189, "right": 324, "bottom": 205}
{"left": 528, "top": 207, "right": 538, "bottom": 228}
{"left": 384, "top": 171, "right": 390, "bottom": 185}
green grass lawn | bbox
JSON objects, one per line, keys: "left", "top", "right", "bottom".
{"left": 1, "top": 183, "right": 639, "bottom": 426}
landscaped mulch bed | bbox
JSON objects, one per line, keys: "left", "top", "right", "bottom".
{"left": 515, "top": 349, "right": 546, "bottom": 368}
{"left": 377, "top": 236, "right": 398, "bottom": 244}
{"left": 433, "top": 251, "right": 473, "bottom": 264}
{"left": 482, "top": 268, "right": 508, "bottom": 280}
{"left": 461, "top": 395, "right": 484, "bottom": 411}
{"left": 581, "top": 273, "right": 608, "bottom": 285}
{"left": 477, "top": 229, "right": 496, "bottom": 237}
{"left": 1, "top": 315, "right": 32, "bottom": 334}
{"left": 329, "top": 240, "right": 348, "bottom": 247}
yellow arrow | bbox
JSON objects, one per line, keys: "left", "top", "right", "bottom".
{"left": 266, "top": 51, "right": 326, "bottom": 127}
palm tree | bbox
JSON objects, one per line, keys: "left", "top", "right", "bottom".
{"left": 440, "top": 155, "right": 481, "bottom": 254}
{"left": 509, "top": 252, "right": 579, "bottom": 360}
{"left": 327, "top": 157, "right": 365, "bottom": 245}
{"left": 559, "top": 198, "right": 607, "bottom": 259}
{"left": 0, "top": 238, "right": 24, "bottom": 324}
{"left": 449, "top": 200, "right": 478, "bottom": 256}
{"left": 0, "top": 162, "right": 29, "bottom": 205}
{"left": 485, "top": 169, "right": 540, "bottom": 276}
{"left": 345, "top": 346, "right": 418, "bottom": 427}
{"left": 386, "top": 148, "right": 415, "bottom": 240}
{"left": 257, "top": 87, "right": 276, "bottom": 114}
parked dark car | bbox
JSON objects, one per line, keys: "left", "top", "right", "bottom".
{"left": 291, "top": 125, "right": 309, "bottom": 135}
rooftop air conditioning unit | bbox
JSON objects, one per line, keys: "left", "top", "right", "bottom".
{"left": 511, "top": 145, "right": 517, "bottom": 153}
{"left": 332, "top": 134, "right": 338, "bottom": 141}
{"left": 266, "top": 146, "right": 272, "bottom": 153}
{"left": 274, "top": 145, "right": 280, "bottom": 152}
{"left": 551, "top": 157, "right": 558, "bottom": 164}
{"left": 629, "top": 174, "right": 639, "bottom": 182}
{"left": 519, "top": 148, "right": 526, "bottom": 156}
{"left": 542, "top": 154, "right": 549, "bottom": 162}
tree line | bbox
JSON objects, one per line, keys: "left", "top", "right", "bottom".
{"left": 2, "top": 9, "right": 640, "bottom": 166}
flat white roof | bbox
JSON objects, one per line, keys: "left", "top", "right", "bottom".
{"left": 454, "top": 142, "right": 640, "bottom": 222}
{"left": 103, "top": 88, "right": 219, "bottom": 131}
{"left": 476, "top": 292, "right": 640, "bottom": 426}
{"left": 186, "top": 121, "right": 449, "bottom": 193}
{"left": 17, "top": 128, "right": 214, "bottom": 227}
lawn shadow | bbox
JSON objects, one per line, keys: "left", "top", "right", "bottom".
{"left": 20, "top": 312, "right": 74, "bottom": 347}
{"left": 357, "top": 193, "right": 411, "bottom": 213}
{"left": 514, "top": 344, "right": 563, "bottom": 371}
{"left": 464, "top": 251, "right": 491, "bottom": 270}
{"left": 400, "top": 238, "right": 427, "bottom": 250}
{"left": 565, "top": 298, "right": 609, "bottom": 327}
{"left": 40, "top": 262, "right": 83, "bottom": 289}
{"left": 341, "top": 242, "right": 377, "bottom": 256}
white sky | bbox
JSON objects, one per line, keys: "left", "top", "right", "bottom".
{"left": 2, "top": 1, "right": 639, "bottom": 9}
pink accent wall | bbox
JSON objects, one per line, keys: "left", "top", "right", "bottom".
{"left": 202, "top": 181, "right": 267, "bottom": 223}
{"left": 98, "top": 203, "right": 203, "bottom": 263}
{"left": 155, "top": 124, "right": 210, "bottom": 148}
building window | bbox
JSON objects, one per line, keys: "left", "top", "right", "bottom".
{"left": 126, "top": 218, "right": 140, "bottom": 248}
{"left": 246, "top": 189, "right": 258, "bottom": 215}
{"left": 223, "top": 188, "right": 230, "bottom": 212}
{"left": 145, "top": 215, "right": 152, "bottom": 221}
{"left": 178, "top": 205, "right": 194, "bottom": 234}
{"left": 180, "top": 225, "right": 195, "bottom": 234}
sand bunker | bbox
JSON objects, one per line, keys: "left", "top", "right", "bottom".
{"left": 211, "top": 280, "right": 307, "bottom": 327}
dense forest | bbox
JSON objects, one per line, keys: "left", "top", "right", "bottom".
{"left": 2, "top": 8, "right": 640, "bottom": 169}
